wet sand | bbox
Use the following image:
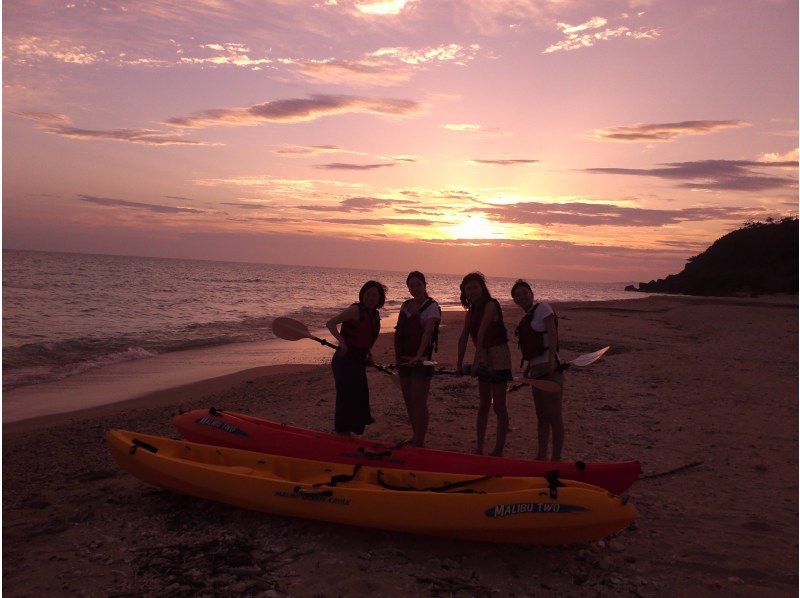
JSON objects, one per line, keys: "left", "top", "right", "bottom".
{"left": 3, "top": 295, "right": 798, "bottom": 596}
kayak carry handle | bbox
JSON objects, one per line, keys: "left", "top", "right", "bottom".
{"left": 357, "top": 447, "right": 393, "bottom": 460}
{"left": 129, "top": 438, "right": 159, "bottom": 455}
{"left": 293, "top": 487, "right": 334, "bottom": 498}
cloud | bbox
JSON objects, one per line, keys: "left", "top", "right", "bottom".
{"left": 314, "top": 162, "right": 396, "bottom": 170}
{"left": 295, "top": 195, "right": 418, "bottom": 212}
{"left": 471, "top": 158, "right": 539, "bottom": 165}
{"left": 380, "top": 154, "right": 421, "bottom": 162}
{"left": 471, "top": 200, "right": 760, "bottom": 227}
{"left": 274, "top": 144, "right": 367, "bottom": 157}
{"left": 543, "top": 17, "right": 660, "bottom": 54}
{"left": 341, "top": 195, "right": 417, "bottom": 209}
{"left": 195, "top": 175, "right": 366, "bottom": 192}
{"left": 165, "top": 94, "right": 423, "bottom": 128}
{"left": 77, "top": 194, "right": 204, "bottom": 214}
{"left": 319, "top": 217, "right": 433, "bottom": 226}
{"left": 353, "top": 0, "right": 418, "bottom": 16}
{"left": 179, "top": 42, "right": 272, "bottom": 68}
{"left": 14, "top": 112, "right": 212, "bottom": 146}
{"left": 759, "top": 148, "right": 799, "bottom": 163}
{"left": 557, "top": 16, "right": 608, "bottom": 35}
{"left": 443, "top": 123, "right": 507, "bottom": 136}
{"left": 220, "top": 202, "right": 274, "bottom": 210}
{"left": 593, "top": 120, "right": 751, "bottom": 142}
{"left": 5, "top": 36, "right": 103, "bottom": 65}
{"left": 13, "top": 111, "right": 72, "bottom": 125}
{"left": 287, "top": 43, "right": 480, "bottom": 86}
{"left": 584, "top": 160, "right": 799, "bottom": 192}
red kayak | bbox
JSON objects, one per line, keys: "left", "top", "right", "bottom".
{"left": 173, "top": 408, "right": 641, "bottom": 494}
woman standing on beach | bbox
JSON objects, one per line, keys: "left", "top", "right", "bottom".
{"left": 394, "top": 271, "right": 441, "bottom": 447}
{"left": 456, "top": 272, "right": 513, "bottom": 456}
{"left": 326, "top": 280, "right": 387, "bottom": 435}
{"left": 511, "top": 279, "right": 564, "bottom": 461}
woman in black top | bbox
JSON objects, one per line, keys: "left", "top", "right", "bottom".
{"left": 326, "top": 280, "right": 386, "bottom": 435}
{"left": 394, "top": 271, "right": 441, "bottom": 447}
{"left": 456, "top": 272, "right": 513, "bottom": 456}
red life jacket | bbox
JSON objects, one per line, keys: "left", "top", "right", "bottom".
{"left": 395, "top": 298, "right": 439, "bottom": 358}
{"left": 515, "top": 302, "right": 558, "bottom": 365}
{"left": 341, "top": 303, "right": 380, "bottom": 350}
{"left": 468, "top": 298, "right": 508, "bottom": 348}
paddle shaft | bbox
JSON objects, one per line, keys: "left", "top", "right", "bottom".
{"left": 307, "top": 334, "right": 395, "bottom": 377}
{"left": 434, "top": 367, "right": 560, "bottom": 393}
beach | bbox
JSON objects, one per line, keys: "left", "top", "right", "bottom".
{"left": 3, "top": 295, "right": 797, "bottom": 596}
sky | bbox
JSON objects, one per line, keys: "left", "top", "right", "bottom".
{"left": 3, "top": 0, "right": 798, "bottom": 282}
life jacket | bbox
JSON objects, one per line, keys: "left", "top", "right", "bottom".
{"left": 468, "top": 298, "right": 508, "bottom": 348}
{"left": 515, "top": 302, "right": 559, "bottom": 366}
{"left": 341, "top": 303, "right": 380, "bottom": 350}
{"left": 395, "top": 298, "right": 439, "bottom": 359}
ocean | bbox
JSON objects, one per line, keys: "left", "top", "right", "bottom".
{"left": 3, "top": 249, "right": 643, "bottom": 390}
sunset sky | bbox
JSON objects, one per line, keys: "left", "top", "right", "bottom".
{"left": 4, "top": 0, "right": 798, "bottom": 281}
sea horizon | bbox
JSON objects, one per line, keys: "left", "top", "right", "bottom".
{"left": 3, "top": 247, "right": 643, "bottom": 286}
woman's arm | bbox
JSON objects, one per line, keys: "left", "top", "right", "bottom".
{"left": 474, "top": 301, "right": 497, "bottom": 359}
{"left": 326, "top": 305, "right": 359, "bottom": 353}
{"left": 411, "top": 316, "right": 441, "bottom": 363}
{"left": 544, "top": 313, "right": 558, "bottom": 374}
{"left": 456, "top": 312, "right": 470, "bottom": 373}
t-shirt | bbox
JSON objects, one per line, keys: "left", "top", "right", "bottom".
{"left": 401, "top": 298, "right": 442, "bottom": 326}
{"left": 529, "top": 301, "right": 557, "bottom": 365}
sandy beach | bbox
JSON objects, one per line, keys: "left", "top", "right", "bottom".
{"left": 3, "top": 295, "right": 797, "bottom": 596}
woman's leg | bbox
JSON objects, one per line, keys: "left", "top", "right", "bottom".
{"left": 476, "top": 379, "right": 492, "bottom": 454}
{"left": 353, "top": 358, "right": 374, "bottom": 434}
{"left": 532, "top": 389, "right": 550, "bottom": 460}
{"left": 549, "top": 390, "right": 564, "bottom": 461}
{"left": 332, "top": 353, "right": 351, "bottom": 434}
{"left": 399, "top": 374, "right": 415, "bottom": 441}
{"left": 410, "top": 375, "right": 431, "bottom": 446}
{"left": 490, "top": 382, "right": 508, "bottom": 456}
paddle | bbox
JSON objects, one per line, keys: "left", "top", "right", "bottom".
{"left": 431, "top": 366, "right": 562, "bottom": 393}
{"left": 271, "top": 317, "right": 399, "bottom": 382}
{"left": 508, "top": 346, "right": 612, "bottom": 393}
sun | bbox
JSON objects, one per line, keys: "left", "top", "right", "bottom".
{"left": 445, "top": 215, "right": 502, "bottom": 239}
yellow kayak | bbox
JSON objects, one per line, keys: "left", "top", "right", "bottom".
{"left": 107, "top": 429, "right": 637, "bottom": 545}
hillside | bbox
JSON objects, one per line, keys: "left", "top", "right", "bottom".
{"left": 629, "top": 217, "right": 798, "bottom": 296}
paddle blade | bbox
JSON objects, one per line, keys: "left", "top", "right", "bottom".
{"left": 512, "top": 376, "right": 562, "bottom": 393}
{"left": 272, "top": 317, "right": 313, "bottom": 341}
{"left": 569, "top": 346, "right": 610, "bottom": 367}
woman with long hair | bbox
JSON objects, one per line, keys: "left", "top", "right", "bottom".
{"left": 326, "top": 280, "right": 387, "bottom": 435}
{"left": 394, "top": 271, "right": 441, "bottom": 447}
{"left": 456, "top": 272, "right": 513, "bottom": 456}
{"left": 511, "top": 279, "right": 564, "bottom": 460}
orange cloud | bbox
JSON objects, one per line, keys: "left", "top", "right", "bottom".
{"left": 287, "top": 44, "right": 479, "bottom": 86}
{"left": 14, "top": 112, "right": 212, "bottom": 146}
{"left": 165, "top": 94, "right": 423, "bottom": 128}
{"left": 594, "top": 120, "right": 751, "bottom": 142}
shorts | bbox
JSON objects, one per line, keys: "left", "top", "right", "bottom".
{"left": 475, "top": 343, "right": 513, "bottom": 383}
{"left": 397, "top": 364, "right": 435, "bottom": 379}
